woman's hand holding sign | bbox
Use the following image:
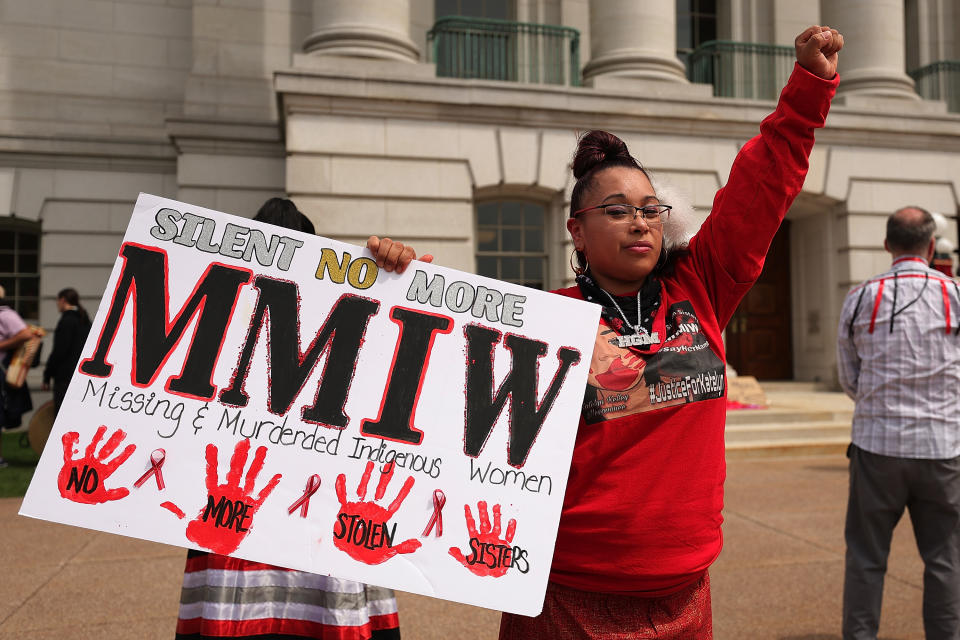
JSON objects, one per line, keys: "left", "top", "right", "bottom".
{"left": 366, "top": 236, "right": 433, "bottom": 274}
{"left": 185, "top": 438, "right": 282, "bottom": 555}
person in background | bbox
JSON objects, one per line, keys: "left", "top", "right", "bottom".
{"left": 176, "top": 197, "right": 403, "bottom": 640}
{"left": 0, "top": 284, "right": 36, "bottom": 468}
{"left": 42, "top": 288, "right": 92, "bottom": 414}
{"left": 837, "top": 206, "right": 960, "bottom": 640}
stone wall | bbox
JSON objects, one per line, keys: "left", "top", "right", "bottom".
{"left": 0, "top": 0, "right": 191, "bottom": 140}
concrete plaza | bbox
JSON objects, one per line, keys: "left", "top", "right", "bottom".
{"left": 0, "top": 450, "right": 929, "bottom": 639}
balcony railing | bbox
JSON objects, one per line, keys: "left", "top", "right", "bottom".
{"left": 688, "top": 40, "right": 795, "bottom": 99}
{"left": 427, "top": 16, "right": 580, "bottom": 86}
{"left": 909, "top": 61, "right": 960, "bottom": 113}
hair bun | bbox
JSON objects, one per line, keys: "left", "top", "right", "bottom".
{"left": 572, "top": 130, "right": 633, "bottom": 180}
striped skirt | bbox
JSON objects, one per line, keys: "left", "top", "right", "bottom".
{"left": 176, "top": 551, "right": 401, "bottom": 640}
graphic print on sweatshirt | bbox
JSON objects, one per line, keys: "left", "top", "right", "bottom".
{"left": 582, "top": 300, "right": 724, "bottom": 423}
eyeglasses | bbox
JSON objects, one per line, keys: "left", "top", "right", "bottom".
{"left": 572, "top": 203, "right": 672, "bottom": 225}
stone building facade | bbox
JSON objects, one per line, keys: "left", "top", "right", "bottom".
{"left": 1, "top": 0, "right": 958, "bottom": 385}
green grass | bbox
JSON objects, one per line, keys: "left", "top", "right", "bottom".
{"left": 0, "top": 430, "right": 40, "bottom": 498}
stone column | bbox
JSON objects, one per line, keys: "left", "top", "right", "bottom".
{"left": 304, "top": 0, "right": 420, "bottom": 62}
{"left": 821, "top": 0, "right": 918, "bottom": 99}
{"left": 582, "top": 0, "right": 687, "bottom": 84}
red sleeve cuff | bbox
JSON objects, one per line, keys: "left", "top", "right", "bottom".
{"left": 791, "top": 61, "right": 840, "bottom": 88}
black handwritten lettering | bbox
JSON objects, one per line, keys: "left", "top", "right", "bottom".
{"left": 361, "top": 307, "right": 452, "bottom": 445}
{"left": 213, "top": 407, "right": 342, "bottom": 455}
{"left": 81, "top": 380, "right": 185, "bottom": 437}
{"left": 201, "top": 495, "right": 252, "bottom": 533}
{"left": 219, "top": 278, "right": 379, "bottom": 426}
{"left": 348, "top": 436, "right": 442, "bottom": 479}
{"left": 465, "top": 537, "right": 530, "bottom": 574}
{"left": 468, "top": 458, "right": 552, "bottom": 494}
{"left": 65, "top": 464, "right": 100, "bottom": 494}
{"left": 464, "top": 325, "right": 580, "bottom": 467}
{"left": 332, "top": 513, "right": 397, "bottom": 550}
{"left": 79, "top": 243, "right": 251, "bottom": 401}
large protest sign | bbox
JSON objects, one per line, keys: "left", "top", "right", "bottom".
{"left": 20, "top": 193, "right": 599, "bottom": 616}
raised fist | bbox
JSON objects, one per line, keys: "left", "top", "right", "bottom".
{"left": 795, "top": 25, "right": 843, "bottom": 80}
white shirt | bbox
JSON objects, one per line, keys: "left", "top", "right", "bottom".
{"left": 837, "top": 256, "right": 960, "bottom": 459}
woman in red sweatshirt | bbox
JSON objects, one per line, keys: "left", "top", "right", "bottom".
{"left": 370, "top": 24, "right": 842, "bottom": 639}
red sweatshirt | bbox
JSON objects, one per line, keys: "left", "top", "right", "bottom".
{"left": 549, "top": 64, "right": 838, "bottom": 595}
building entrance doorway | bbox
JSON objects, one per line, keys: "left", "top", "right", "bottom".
{"left": 725, "top": 221, "right": 793, "bottom": 379}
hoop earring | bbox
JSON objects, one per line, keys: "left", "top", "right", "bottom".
{"left": 569, "top": 248, "right": 588, "bottom": 276}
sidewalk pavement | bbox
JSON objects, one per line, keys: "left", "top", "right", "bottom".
{"left": 0, "top": 391, "right": 929, "bottom": 639}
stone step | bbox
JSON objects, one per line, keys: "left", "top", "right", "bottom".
{"left": 724, "top": 413, "right": 852, "bottom": 458}
{"left": 755, "top": 380, "right": 834, "bottom": 393}
{"left": 721, "top": 383, "right": 854, "bottom": 457}
{"left": 726, "top": 407, "right": 853, "bottom": 425}
{"left": 725, "top": 420, "right": 850, "bottom": 443}
{"left": 725, "top": 437, "right": 850, "bottom": 459}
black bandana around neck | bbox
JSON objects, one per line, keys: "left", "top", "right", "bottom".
{"left": 575, "top": 271, "right": 662, "bottom": 342}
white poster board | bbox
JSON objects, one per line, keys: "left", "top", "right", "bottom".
{"left": 20, "top": 193, "right": 599, "bottom": 616}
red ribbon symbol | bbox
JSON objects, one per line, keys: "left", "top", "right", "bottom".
{"left": 134, "top": 449, "right": 166, "bottom": 490}
{"left": 288, "top": 474, "right": 321, "bottom": 518}
{"left": 422, "top": 489, "right": 446, "bottom": 537}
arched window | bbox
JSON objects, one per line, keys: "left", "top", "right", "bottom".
{"left": 475, "top": 200, "right": 547, "bottom": 290}
{"left": 0, "top": 218, "right": 40, "bottom": 320}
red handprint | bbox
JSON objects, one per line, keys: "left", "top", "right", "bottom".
{"left": 333, "top": 461, "right": 421, "bottom": 564}
{"left": 449, "top": 501, "right": 527, "bottom": 577}
{"left": 58, "top": 426, "right": 136, "bottom": 504}
{"left": 185, "top": 439, "right": 281, "bottom": 555}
